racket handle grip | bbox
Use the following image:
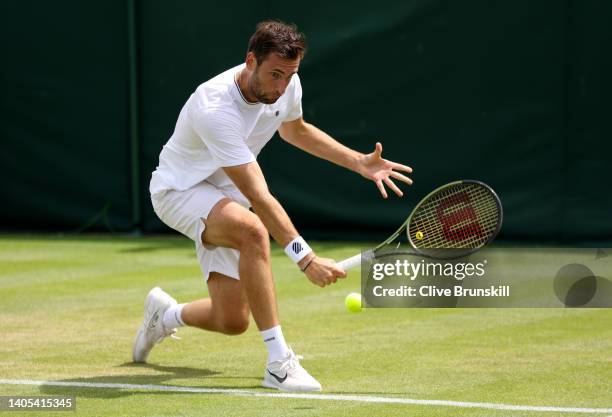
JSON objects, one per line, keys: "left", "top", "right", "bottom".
{"left": 337, "top": 254, "right": 362, "bottom": 271}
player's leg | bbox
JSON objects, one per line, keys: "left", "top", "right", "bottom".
{"left": 135, "top": 183, "right": 321, "bottom": 391}
{"left": 135, "top": 192, "right": 280, "bottom": 354}
{"left": 194, "top": 197, "right": 279, "bottom": 331}
{"left": 133, "top": 250, "right": 254, "bottom": 360}
{"left": 181, "top": 271, "right": 250, "bottom": 335}
{"left": 178, "top": 198, "right": 321, "bottom": 391}
{"left": 133, "top": 184, "right": 238, "bottom": 363}
{"left": 180, "top": 198, "right": 295, "bottom": 366}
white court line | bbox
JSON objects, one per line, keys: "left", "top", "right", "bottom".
{"left": 1, "top": 379, "right": 611, "bottom": 414}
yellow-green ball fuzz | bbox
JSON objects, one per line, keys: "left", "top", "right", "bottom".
{"left": 345, "top": 292, "right": 362, "bottom": 313}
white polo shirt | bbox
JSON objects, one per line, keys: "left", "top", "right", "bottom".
{"left": 150, "top": 63, "right": 303, "bottom": 196}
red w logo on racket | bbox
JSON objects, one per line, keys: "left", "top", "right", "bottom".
{"left": 436, "top": 192, "right": 484, "bottom": 242}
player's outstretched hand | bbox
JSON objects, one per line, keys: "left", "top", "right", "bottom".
{"left": 303, "top": 256, "right": 346, "bottom": 287}
{"left": 358, "top": 142, "right": 413, "bottom": 199}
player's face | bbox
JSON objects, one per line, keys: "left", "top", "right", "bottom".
{"left": 249, "top": 53, "right": 300, "bottom": 104}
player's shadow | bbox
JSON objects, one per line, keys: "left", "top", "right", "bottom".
{"left": 38, "top": 362, "right": 263, "bottom": 399}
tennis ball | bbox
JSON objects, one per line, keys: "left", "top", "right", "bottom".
{"left": 345, "top": 292, "right": 362, "bottom": 313}
{"left": 415, "top": 231, "right": 424, "bottom": 240}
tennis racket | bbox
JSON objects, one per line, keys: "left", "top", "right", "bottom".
{"left": 336, "top": 180, "right": 503, "bottom": 270}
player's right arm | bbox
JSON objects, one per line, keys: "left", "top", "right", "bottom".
{"left": 190, "top": 103, "right": 344, "bottom": 286}
{"left": 223, "top": 161, "right": 346, "bottom": 287}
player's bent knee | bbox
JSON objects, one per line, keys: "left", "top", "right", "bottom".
{"left": 219, "top": 316, "right": 250, "bottom": 335}
{"left": 237, "top": 217, "right": 269, "bottom": 253}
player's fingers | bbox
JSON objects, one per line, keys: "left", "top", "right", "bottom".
{"left": 311, "top": 275, "right": 324, "bottom": 287}
{"left": 331, "top": 270, "right": 340, "bottom": 281}
{"left": 384, "top": 177, "right": 403, "bottom": 197}
{"left": 376, "top": 180, "right": 388, "bottom": 199}
{"left": 389, "top": 171, "right": 413, "bottom": 185}
{"left": 325, "top": 262, "right": 346, "bottom": 278}
{"left": 389, "top": 162, "right": 413, "bottom": 173}
{"left": 375, "top": 142, "right": 383, "bottom": 156}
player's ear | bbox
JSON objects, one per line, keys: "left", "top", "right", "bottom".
{"left": 246, "top": 52, "right": 257, "bottom": 70}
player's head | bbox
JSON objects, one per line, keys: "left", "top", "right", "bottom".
{"left": 244, "top": 20, "right": 307, "bottom": 104}
{"left": 247, "top": 20, "right": 307, "bottom": 64}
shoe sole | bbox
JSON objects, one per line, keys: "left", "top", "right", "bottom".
{"left": 132, "top": 324, "right": 148, "bottom": 363}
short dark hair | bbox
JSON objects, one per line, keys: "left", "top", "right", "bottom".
{"left": 247, "top": 20, "right": 307, "bottom": 64}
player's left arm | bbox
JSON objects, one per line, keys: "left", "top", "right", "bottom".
{"left": 278, "top": 117, "right": 414, "bottom": 198}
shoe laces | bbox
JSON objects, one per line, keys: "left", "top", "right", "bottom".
{"left": 278, "top": 351, "right": 304, "bottom": 374}
{"left": 155, "top": 327, "right": 180, "bottom": 344}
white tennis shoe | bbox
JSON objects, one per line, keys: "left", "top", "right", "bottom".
{"left": 263, "top": 349, "right": 322, "bottom": 392}
{"left": 132, "top": 287, "right": 178, "bottom": 363}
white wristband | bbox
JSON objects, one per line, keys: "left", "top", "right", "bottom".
{"left": 284, "top": 236, "right": 312, "bottom": 263}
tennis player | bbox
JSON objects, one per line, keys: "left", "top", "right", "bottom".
{"left": 133, "top": 20, "right": 413, "bottom": 392}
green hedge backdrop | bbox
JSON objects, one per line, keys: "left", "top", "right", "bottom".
{"left": 1, "top": 0, "right": 611, "bottom": 241}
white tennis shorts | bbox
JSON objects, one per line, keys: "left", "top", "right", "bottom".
{"left": 151, "top": 180, "right": 251, "bottom": 282}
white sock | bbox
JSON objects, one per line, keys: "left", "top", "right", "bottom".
{"left": 163, "top": 303, "right": 186, "bottom": 329}
{"left": 261, "top": 325, "right": 290, "bottom": 363}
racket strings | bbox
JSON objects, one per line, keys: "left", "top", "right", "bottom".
{"left": 419, "top": 188, "right": 498, "bottom": 247}
{"left": 409, "top": 184, "right": 500, "bottom": 249}
{"left": 415, "top": 188, "right": 498, "bottom": 248}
